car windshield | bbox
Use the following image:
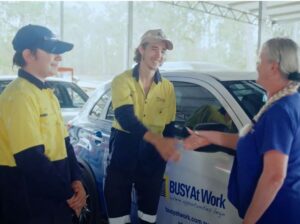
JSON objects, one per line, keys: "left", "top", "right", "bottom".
{"left": 222, "top": 80, "right": 267, "bottom": 120}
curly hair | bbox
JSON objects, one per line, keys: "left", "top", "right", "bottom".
{"left": 133, "top": 43, "right": 148, "bottom": 63}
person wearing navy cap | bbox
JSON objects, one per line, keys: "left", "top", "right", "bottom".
{"left": 0, "top": 24, "right": 86, "bottom": 224}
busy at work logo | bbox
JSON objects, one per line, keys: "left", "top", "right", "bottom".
{"left": 160, "top": 175, "right": 170, "bottom": 199}
{"left": 162, "top": 177, "right": 226, "bottom": 209}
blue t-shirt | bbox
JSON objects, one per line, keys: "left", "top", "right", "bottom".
{"left": 228, "top": 93, "right": 300, "bottom": 224}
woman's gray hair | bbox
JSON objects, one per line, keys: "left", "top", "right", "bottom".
{"left": 263, "top": 38, "right": 300, "bottom": 79}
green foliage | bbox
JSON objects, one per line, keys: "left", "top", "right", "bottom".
{"left": 62, "top": 2, "right": 128, "bottom": 81}
{"left": 133, "top": 2, "right": 257, "bottom": 70}
{"left": 0, "top": 1, "right": 59, "bottom": 75}
{"left": 1, "top": 1, "right": 299, "bottom": 81}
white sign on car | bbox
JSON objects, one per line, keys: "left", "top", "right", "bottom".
{"left": 157, "top": 148, "right": 242, "bottom": 224}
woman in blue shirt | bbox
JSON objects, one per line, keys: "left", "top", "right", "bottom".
{"left": 184, "top": 37, "right": 300, "bottom": 224}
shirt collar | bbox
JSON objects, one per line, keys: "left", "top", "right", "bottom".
{"left": 18, "top": 69, "right": 50, "bottom": 90}
{"left": 132, "top": 63, "right": 162, "bottom": 84}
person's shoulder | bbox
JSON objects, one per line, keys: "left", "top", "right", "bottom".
{"left": 275, "top": 93, "right": 300, "bottom": 110}
{"left": 0, "top": 82, "right": 35, "bottom": 113}
{"left": 288, "top": 92, "right": 300, "bottom": 103}
{"left": 112, "top": 69, "right": 133, "bottom": 84}
{"left": 2, "top": 78, "right": 25, "bottom": 97}
{"left": 160, "top": 78, "right": 175, "bottom": 96}
{"left": 3, "top": 78, "right": 37, "bottom": 102}
{"left": 160, "top": 77, "right": 173, "bottom": 87}
{"left": 285, "top": 93, "right": 300, "bottom": 113}
{"left": 266, "top": 94, "right": 300, "bottom": 122}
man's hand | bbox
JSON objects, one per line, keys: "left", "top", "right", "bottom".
{"left": 67, "top": 180, "right": 87, "bottom": 216}
{"left": 183, "top": 128, "right": 210, "bottom": 150}
{"left": 144, "top": 131, "right": 181, "bottom": 162}
{"left": 155, "top": 137, "right": 181, "bottom": 161}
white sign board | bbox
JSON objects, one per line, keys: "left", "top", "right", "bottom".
{"left": 157, "top": 148, "right": 242, "bottom": 224}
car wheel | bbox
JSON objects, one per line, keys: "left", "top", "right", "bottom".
{"left": 78, "top": 159, "right": 108, "bottom": 224}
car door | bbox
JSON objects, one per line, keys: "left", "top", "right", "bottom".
{"left": 79, "top": 89, "right": 112, "bottom": 183}
{"left": 157, "top": 77, "right": 243, "bottom": 224}
{"left": 72, "top": 89, "right": 112, "bottom": 222}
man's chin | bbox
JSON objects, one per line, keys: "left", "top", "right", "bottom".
{"left": 149, "top": 63, "right": 160, "bottom": 71}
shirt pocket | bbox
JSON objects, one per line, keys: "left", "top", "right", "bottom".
{"left": 151, "top": 98, "right": 169, "bottom": 126}
{"left": 39, "top": 112, "right": 57, "bottom": 137}
{"left": 157, "top": 96, "right": 169, "bottom": 114}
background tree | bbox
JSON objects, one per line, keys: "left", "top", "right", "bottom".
{"left": 1, "top": 1, "right": 299, "bottom": 83}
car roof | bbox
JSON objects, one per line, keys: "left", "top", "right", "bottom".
{"left": 0, "top": 75, "right": 74, "bottom": 83}
{"left": 160, "top": 61, "right": 231, "bottom": 71}
{"left": 161, "top": 70, "right": 258, "bottom": 81}
{"left": 159, "top": 61, "right": 258, "bottom": 81}
{"left": 0, "top": 75, "right": 16, "bottom": 80}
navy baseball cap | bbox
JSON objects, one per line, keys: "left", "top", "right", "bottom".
{"left": 12, "top": 24, "right": 73, "bottom": 54}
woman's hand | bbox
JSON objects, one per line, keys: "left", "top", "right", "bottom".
{"left": 183, "top": 128, "right": 210, "bottom": 150}
{"left": 243, "top": 217, "right": 255, "bottom": 224}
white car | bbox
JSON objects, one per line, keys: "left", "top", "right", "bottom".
{"left": 68, "top": 66, "right": 266, "bottom": 224}
{"left": 0, "top": 76, "right": 89, "bottom": 124}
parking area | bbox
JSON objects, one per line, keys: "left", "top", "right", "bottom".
{"left": 1, "top": 2, "right": 300, "bottom": 224}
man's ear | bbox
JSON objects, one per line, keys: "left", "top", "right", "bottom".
{"left": 22, "top": 49, "right": 35, "bottom": 64}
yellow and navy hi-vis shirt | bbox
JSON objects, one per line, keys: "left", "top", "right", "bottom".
{"left": 0, "top": 69, "right": 81, "bottom": 221}
{"left": 112, "top": 65, "right": 176, "bottom": 135}
{"left": 108, "top": 64, "right": 176, "bottom": 174}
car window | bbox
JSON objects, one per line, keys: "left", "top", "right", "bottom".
{"left": 52, "top": 85, "right": 65, "bottom": 106}
{"left": 106, "top": 103, "right": 114, "bottom": 121}
{"left": 222, "top": 80, "right": 266, "bottom": 120}
{"left": 48, "top": 81, "right": 88, "bottom": 108}
{"left": 173, "top": 81, "right": 237, "bottom": 133}
{"left": 89, "top": 90, "right": 111, "bottom": 120}
{"left": 173, "top": 82, "right": 219, "bottom": 122}
{"left": 173, "top": 81, "right": 237, "bottom": 156}
{"left": 65, "top": 84, "right": 88, "bottom": 108}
